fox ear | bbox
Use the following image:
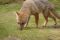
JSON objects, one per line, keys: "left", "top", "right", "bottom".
{"left": 16, "top": 11, "right": 20, "bottom": 15}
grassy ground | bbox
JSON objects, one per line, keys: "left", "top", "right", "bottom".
{"left": 0, "top": 3, "right": 60, "bottom": 40}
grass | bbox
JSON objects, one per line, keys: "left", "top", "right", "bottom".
{"left": 49, "top": 0, "right": 60, "bottom": 11}
{"left": 0, "top": 3, "right": 60, "bottom": 40}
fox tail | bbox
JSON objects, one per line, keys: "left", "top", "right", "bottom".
{"left": 49, "top": 9, "right": 60, "bottom": 19}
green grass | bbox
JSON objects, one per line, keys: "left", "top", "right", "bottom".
{"left": 0, "top": 3, "right": 60, "bottom": 40}
{"left": 49, "top": 0, "right": 60, "bottom": 11}
{"left": 0, "top": 3, "right": 20, "bottom": 13}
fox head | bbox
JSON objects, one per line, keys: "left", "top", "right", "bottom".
{"left": 16, "top": 11, "right": 29, "bottom": 30}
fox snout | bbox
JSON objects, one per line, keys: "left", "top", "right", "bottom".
{"left": 17, "top": 22, "right": 25, "bottom": 24}
{"left": 17, "top": 22, "right": 26, "bottom": 30}
{"left": 20, "top": 22, "right": 25, "bottom": 26}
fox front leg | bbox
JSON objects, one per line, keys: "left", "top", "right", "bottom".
{"left": 34, "top": 13, "right": 39, "bottom": 28}
{"left": 25, "top": 16, "right": 30, "bottom": 27}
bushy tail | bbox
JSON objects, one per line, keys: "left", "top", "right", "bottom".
{"left": 49, "top": 9, "right": 60, "bottom": 19}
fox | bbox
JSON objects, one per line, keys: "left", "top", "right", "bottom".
{"left": 16, "top": 0, "right": 60, "bottom": 30}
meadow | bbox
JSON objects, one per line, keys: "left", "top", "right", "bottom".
{"left": 0, "top": 2, "right": 60, "bottom": 40}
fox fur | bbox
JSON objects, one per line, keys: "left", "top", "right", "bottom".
{"left": 16, "top": 0, "right": 60, "bottom": 30}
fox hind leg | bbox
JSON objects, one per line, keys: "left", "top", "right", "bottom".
{"left": 49, "top": 10, "right": 57, "bottom": 25}
{"left": 43, "top": 16, "right": 48, "bottom": 27}
{"left": 49, "top": 15, "right": 57, "bottom": 25}
{"left": 43, "top": 9, "right": 49, "bottom": 27}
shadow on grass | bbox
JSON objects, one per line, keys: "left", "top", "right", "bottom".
{"left": 24, "top": 26, "right": 40, "bottom": 30}
{"left": 24, "top": 24, "right": 60, "bottom": 30}
{"left": 44, "top": 24, "right": 60, "bottom": 29}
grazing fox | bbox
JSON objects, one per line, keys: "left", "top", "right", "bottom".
{"left": 16, "top": 0, "right": 60, "bottom": 30}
